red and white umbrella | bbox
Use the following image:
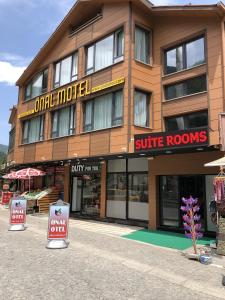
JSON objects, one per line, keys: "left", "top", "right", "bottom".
{"left": 15, "top": 168, "right": 46, "bottom": 192}
{"left": 2, "top": 171, "right": 18, "bottom": 179}
{"left": 15, "top": 168, "right": 45, "bottom": 177}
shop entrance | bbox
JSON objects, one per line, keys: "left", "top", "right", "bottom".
{"left": 159, "top": 175, "right": 211, "bottom": 232}
{"left": 71, "top": 174, "right": 101, "bottom": 216}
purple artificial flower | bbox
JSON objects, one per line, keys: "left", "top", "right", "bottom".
{"left": 193, "top": 214, "right": 201, "bottom": 222}
{"left": 185, "top": 232, "right": 193, "bottom": 239}
{"left": 196, "top": 232, "right": 203, "bottom": 239}
{"left": 182, "top": 214, "right": 191, "bottom": 223}
{"left": 181, "top": 206, "right": 188, "bottom": 212}
{"left": 181, "top": 196, "right": 203, "bottom": 252}
{"left": 194, "top": 223, "right": 202, "bottom": 231}
{"left": 183, "top": 223, "right": 192, "bottom": 231}
{"left": 193, "top": 205, "right": 200, "bottom": 213}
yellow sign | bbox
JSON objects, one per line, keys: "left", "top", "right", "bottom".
{"left": 18, "top": 77, "right": 125, "bottom": 119}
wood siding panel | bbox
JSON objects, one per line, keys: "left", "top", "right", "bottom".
{"left": 35, "top": 141, "right": 53, "bottom": 161}
{"left": 52, "top": 139, "right": 68, "bottom": 160}
{"left": 23, "top": 144, "right": 36, "bottom": 163}
{"left": 76, "top": 25, "right": 93, "bottom": 48}
{"left": 68, "top": 135, "right": 90, "bottom": 158}
{"left": 91, "top": 69, "right": 112, "bottom": 87}
{"left": 90, "top": 131, "right": 110, "bottom": 156}
{"left": 162, "top": 93, "right": 208, "bottom": 117}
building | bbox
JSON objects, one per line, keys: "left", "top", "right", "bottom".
{"left": 7, "top": 0, "right": 225, "bottom": 234}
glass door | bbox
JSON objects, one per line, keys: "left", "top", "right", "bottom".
{"left": 81, "top": 174, "right": 101, "bottom": 216}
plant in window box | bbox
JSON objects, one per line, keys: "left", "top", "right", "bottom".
{"left": 181, "top": 196, "right": 203, "bottom": 259}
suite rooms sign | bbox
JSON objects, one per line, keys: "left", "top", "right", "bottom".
{"left": 134, "top": 128, "right": 209, "bottom": 153}
{"left": 18, "top": 77, "right": 125, "bottom": 119}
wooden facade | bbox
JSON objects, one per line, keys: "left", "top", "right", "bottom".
{"left": 7, "top": 0, "right": 225, "bottom": 229}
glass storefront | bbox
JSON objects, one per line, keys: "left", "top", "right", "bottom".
{"left": 71, "top": 174, "right": 101, "bottom": 216}
{"left": 106, "top": 158, "right": 149, "bottom": 221}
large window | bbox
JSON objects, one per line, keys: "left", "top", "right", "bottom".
{"left": 165, "top": 74, "right": 207, "bottom": 100}
{"left": 134, "top": 90, "right": 150, "bottom": 127}
{"left": 22, "top": 115, "right": 44, "bottom": 144}
{"left": 83, "top": 90, "right": 123, "bottom": 132}
{"left": 128, "top": 173, "right": 148, "bottom": 203}
{"left": 135, "top": 26, "right": 151, "bottom": 64}
{"left": 51, "top": 105, "right": 75, "bottom": 138}
{"left": 8, "top": 128, "right": 15, "bottom": 151}
{"left": 107, "top": 173, "right": 127, "bottom": 202}
{"left": 86, "top": 28, "right": 124, "bottom": 74}
{"left": 54, "top": 53, "right": 78, "bottom": 88}
{"left": 165, "top": 36, "right": 205, "bottom": 74}
{"left": 165, "top": 111, "right": 208, "bottom": 131}
{"left": 25, "top": 69, "right": 48, "bottom": 101}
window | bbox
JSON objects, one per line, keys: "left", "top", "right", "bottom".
{"left": 25, "top": 69, "right": 48, "bottom": 101}
{"left": 135, "top": 26, "right": 151, "bottom": 64}
{"left": 8, "top": 128, "right": 15, "bottom": 151}
{"left": 22, "top": 115, "right": 44, "bottom": 144}
{"left": 134, "top": 90, "right": 150, "bottom": 127}
{"left": 54, "top": 53, "right": 78, "bottom": 88}
{"left": 165, "top": 36, "right": 205, "bottom": 74}
{"left": 165, "top": 75, "right": 207, "bottom": 100}
{"left": 107, "top": 173, "right": 127, "bottom": 202}
{"left": 51, "top": 105, "right": 75, "bottom": 138}
{"left": 83, "top": 90, "right": 123, "bottom": 132}
{"left": 86, "top": 28, "right": 124, "bottom": 74}
{"left": 128, "top": 173, "right": 148, "bottom": 203}
{"left": 165, "top": 111, "right": 208, "bottom": 132}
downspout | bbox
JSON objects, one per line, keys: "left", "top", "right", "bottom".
{"left": 127, "top": 1, "right": 132, "bottom": 153}
{"left": 220, "top": 16, "right": 225, "bottom": 113}
{"left": 219, "top": 16, "right": 225, "bottom": 151}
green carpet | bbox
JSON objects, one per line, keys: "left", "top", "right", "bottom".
{"left": 123, "top": 229, "right": 214, "bottom": 250}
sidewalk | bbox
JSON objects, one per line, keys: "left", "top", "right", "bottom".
{"left": 0, "top": 206, "right": 225, "bottom": 300}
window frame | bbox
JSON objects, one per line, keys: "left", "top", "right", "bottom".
{"left": 54, "top": 52, "right": 78, "bottom": 88}
{"left": 24, "top": 69, "right": 48, "bottom": 102}
{"left": 134, "top": 89, "right": 151, "bottom": 128}
{"left": 83, "top": 90, "right": 123, "bottom": 133}
{"left": 8, "top": 127, "right": 16, "bottom": 152}
{"left": 164, "top": 74, "right": 207, "bottom": 101}
{"left": 22, "top": 115, "right": 45, "bottom": 145}
{"left": 86, "top": 27, "right": 124, "bottom": 75}
{"left": 134, "top": 24, "right": 152, "bottom": 65}
{"left": 51, "top": 105, "right": 76, "bottom": 139}
{"left": 165, "top": 110, "right": 208, "bottom": 132}
{"left": 164, "top": 35, "right": 206, "bottom": 75}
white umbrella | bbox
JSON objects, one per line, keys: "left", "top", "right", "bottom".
{"left": 204, "top": 156, "right": 225, "bottom": 167}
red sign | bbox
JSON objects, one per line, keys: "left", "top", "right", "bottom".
{"left": 134, "top": 128, "right": 208, "bottom": 153}
{"left": 2, "top": 192, "right": 12, "bottom": 205}
{"left": 48, "top": 204, "right": 69, "bottom": 240}
{"left": 10, "top": 198, "right": 26, "bottom": 225}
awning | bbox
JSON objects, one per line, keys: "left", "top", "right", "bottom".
{"left": 204, "top": 156, "right": 225, "bottom": 167}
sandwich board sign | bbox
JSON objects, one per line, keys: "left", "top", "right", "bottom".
{"left": 9, "top": 197, "right": 26, "bottom": 231}
{"left": 46, "top": 199, "right": 70, "bottom": 249}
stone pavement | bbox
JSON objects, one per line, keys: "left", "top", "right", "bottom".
{"left": 0, "top": 206, "right": 225, "bottom": 300}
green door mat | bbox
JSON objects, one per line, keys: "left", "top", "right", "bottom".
{"left": 123, "top": 229, "right": 213, "bottom": 250}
